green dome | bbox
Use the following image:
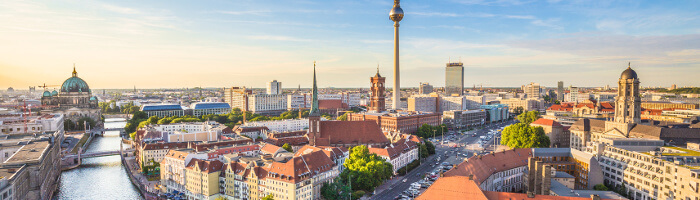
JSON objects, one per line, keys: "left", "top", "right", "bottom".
{"left": 51, "top": 90, "right": 58, "bottom": 96}
{"left": 90, "top": 96, "right": 97, "bottom": 101}
{"left": 42, "top": 91, "right": 51, "bottom": 97}
{"left": 61, "top": 76, "right": 90, "bottom": 93}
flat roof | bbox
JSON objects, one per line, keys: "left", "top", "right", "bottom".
{"left": 5, "top": 141, "right": 50, "bottom": 164}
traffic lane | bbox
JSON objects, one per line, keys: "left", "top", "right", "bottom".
{"left": 372, "top": 155, "right": 438, "bottom": 200}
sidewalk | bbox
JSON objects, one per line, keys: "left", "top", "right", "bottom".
{"left": 373, "top": 175, "right": 405, "bottom": 195}
{"left": 124, "top": 156, "right": 163, "bottom": 199}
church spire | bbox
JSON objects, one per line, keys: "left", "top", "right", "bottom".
{"left": 309, "top": 61, "right": 320, "bottom": 116}
{"left": 72, "top": 64, "right": 77, "bottom": 77}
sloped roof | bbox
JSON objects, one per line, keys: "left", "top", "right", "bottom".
{"left": 267, "top": 150, "right": 335, "bottom": 183}
{"left": 443, "top": 148, "right": 531, "bottom": 185}
{"left": 186, "top": 159, "right": 224, "bottom": 173}
{"left": 316, "top": 120, "right": 390, "bottom": 146}
{"left": 416, "top": 176, "right": 487, "bottom": 200}
{"left": 531, "top": 118, "right": 563, "bottom": 127}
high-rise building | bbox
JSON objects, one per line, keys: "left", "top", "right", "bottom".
{"left": 267, "top": 80, "right": 281, "bottom": 95}
{"left": 419, "top": 82, "right": 433, "bottom": 94}
{"left": 523, "top": 82, "right": 542, "bottom": 99}
{"left": 369, "top": 68, "right": 386, "bottom": 112}
{"left": 223, "top": 87, "right": 252, "bottom": 111}
{"left": 390, "top": 0, "right": 404, "bottom": 110}
{"left": 557, "top": 81, "right": 564, "bottom": 102}
{"left": 445, "top": 62, "right": 464, "bottom": 96}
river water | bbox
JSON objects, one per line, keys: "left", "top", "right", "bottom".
{"left": 55, "top": 119, "right": 143, "bottom": 200}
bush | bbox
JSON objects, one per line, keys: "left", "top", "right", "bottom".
{"left": 396, "top": 160, "right": 421, "bottom": 176}
{"left": 352, "top": 191, "right": 366, "bottom": 200}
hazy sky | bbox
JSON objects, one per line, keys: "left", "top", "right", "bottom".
{"left": 1, "top": 0, "right": 699, "bottom": 90}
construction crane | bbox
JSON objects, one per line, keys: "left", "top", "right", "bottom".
{"left": 38, "top": 83, "right": 60, "bottom": 90}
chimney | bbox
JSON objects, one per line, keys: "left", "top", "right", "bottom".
{"left": 468, "top": 174, "right": 473, "bottom": 180}
{"left": 590, "top": 194, "right": 601, "bottom": 200}
{"left": 526, "top": 192, "right": 535, "bottom": 198}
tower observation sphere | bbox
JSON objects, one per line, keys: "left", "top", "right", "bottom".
{"left": 390, "top": 0, "right": 404, "bottom": 22}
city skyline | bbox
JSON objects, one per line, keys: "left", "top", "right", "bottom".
{"left": 1, "top": 0, "right": 699, "bottom": 90}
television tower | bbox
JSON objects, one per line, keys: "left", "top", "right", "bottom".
{"left": 390, "top": 0, "right": 404, "bottom": 110}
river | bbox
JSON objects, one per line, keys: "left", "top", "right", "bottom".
{"left": 55, "top": 118, "right": 143, "bottom": 200}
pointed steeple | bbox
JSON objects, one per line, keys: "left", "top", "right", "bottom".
{"left": 375, "top": 64, "right": 382, "bottom": 77}
{"left": 72, "top": 64, "right": 77, "bottom": 77}
{"left": 309, "top": 61, "right": 320, "bottom": 116}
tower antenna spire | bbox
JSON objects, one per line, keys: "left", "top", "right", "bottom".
{"left": 628, "top": 62, "right": 631, "bottom": 69}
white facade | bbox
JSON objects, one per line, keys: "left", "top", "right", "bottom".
{"left": 0, "top": 114, "right": 63, "bottom": 134}
{"left": 267, "top": 80, "right": 282, "bottom": 95}
{"left": 464, "top": 95, "right": 485, "bottom": 109}
{"left": 523, "top": 82, "right": 542, "bottom": 99}
{"left": 287, "top": 94, "right": 309, "bottom": 110}
{"left": 149, "top": 122, "right": 224, "bottom": 143}
{"left": 439, "top": 96, "right": 467, "bottom": 112}
{"left": 248, "top": 94, "right": 287, "bottom": 114}
{"left": 160, "top": 150, "right": 209, "bottom": 194}
{"left": 244, "top": 119, "right": 309, "bottom": 133}
{"left": 480, "top": 166, "right": 527, "bottom": 192}
{"left": 407, "top": 96, "right": 437, "bottom": 113}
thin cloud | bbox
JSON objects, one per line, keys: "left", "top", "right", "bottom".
{"left": 409, "top": 12, "right": 461, "bottom": 17}
{"left": 247, "top": 35, "right": 316, "bottom": 42}
{"left": 102, "top": 4, "right": 140, "bottom": 15}
{"left": 2, "top": 26, "right": 114, "bottom": 39}
{"left": 216, "top": 10, "right": 271, "bottom": 16}
{"left": 504, "top": 15, "right": 536, "bottom": 19}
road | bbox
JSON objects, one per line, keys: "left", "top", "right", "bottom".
{"left": 371, "top": 120, "right": 516, "bottom": 200}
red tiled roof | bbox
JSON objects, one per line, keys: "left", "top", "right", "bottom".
{"left": 319, "top": 99, "right": 348, "bottom": 109}
{"left": 315, "top": 120, "right": 390, "bottom": 146}
{"left": 531, "top": 118, "right": 563, "bottom": 127}
{"left": 416, "top": 176, "right": 487, "bottom": 200}
{"left": 443, "top": 148, "right": 531, "bottom": 185}
{"left": 186, "top": 158, "right": 224, "bottom": 173}
{"left": 261, "top": 143, "right": 282, "bottom": 154}
{"left": 483, "top": 191, "right": 620, "bottom": 200}
{"left": 368, "top": 139, "right": 417, "bottom": 160}
{"left": 267, "top": 150, "right": 336, "bottom": 183}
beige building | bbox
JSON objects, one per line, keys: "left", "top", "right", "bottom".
{"left": 407, "top": 96, "right": 437, "bottom": 113}
{"left": 530, "top": 118, "right": 569, "bottom": 148}
{"left": 588, "top": 138, "right": 700, "bottom": 200}
{"left": 641, "top": 101, "right": 698, "bottom": 110}
{"left": 499, "top": 98, "right": 546, "bottom": 112}
{"left": 185, "top": 159, "right": 224, "bottom": 200}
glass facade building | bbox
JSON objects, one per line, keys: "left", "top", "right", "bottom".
{"left": 445, "top": 62, "right": 464, "bottom": 96}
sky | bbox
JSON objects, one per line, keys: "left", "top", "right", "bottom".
{"left": 1, "top": 0, "right": 699, "bottom": 90}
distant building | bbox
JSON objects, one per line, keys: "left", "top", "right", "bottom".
{"left": 267, "top": 80, "right": 282, "bottom": 95}
{"left": 348, "top": 111, "right": 441, "bottom": 134}
{"left": 419, "top": 82, "right": 433, "bottom": 95}
{"left": 223, "top": 87, "right": 252, "bottom": 111}
{"left": 244, "top": 118, "right": 309, "bottom": 133}
{"left": 141, "top": 104, "right": 185, "bottom": 118}
{"left": 407, "top": 96, "right": 437, "bottom": 113}
{"left": 442, "top": 109, "right": 486, "bottom": 129}
{"left": 480, "top": 104, "right": 509, "bottom": 123}
{"left": 498, "top": 98, "right": 545, "bottom": 112}
{"left": 247, "top": 94, "right": 287, "bottom": 115}
{"left": 189, "top": 102, "right": 230, "bottom": 117}
{"left": 368, "top": 139, "right": 418, "bottom": 173}
{"left": 641, "top": 101, "right": 698, "bottom": 110}
{"left": 557, "top": 81, "right": 564, "bottom": 102}
{"left": 40, "top": 67, "right": 101, "bottom": 124}
{"left": 523, "top": 82, "right": 542, "bottom": 99}
{"left": 445, "top": 62, "right": 464, "bottom": 96}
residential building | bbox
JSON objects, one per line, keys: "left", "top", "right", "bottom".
{"left": 246, "top": 94, "right": 287, "bottom": 115}
{"left": 442, "top": 109, "right": 486, "bottom": 129}
{"left": 531, "top": 118, "right": 569, "bottom": 148}
{"left": 440, "top": 96, "right": 467, "bottom": 112}
{"left": 443, "top": 148, "right": 532, "bottom": 192}
{"left": 0, "top": 114, "right": 63, "bottom": 134}
{"left": 407, "top": 96, "right": 437, "bottom": 113}
{"left": 368, "top": 139, "right": 418, "bottom": 173}
{"left": 244, "top": 119, "right": 309, "bottom": 133}
{"left": 498, "top": 98, "right": 545, "bottom": 112}
{"left": 190, "top": 102, "right": 231, "bottom": 117}
{"left": 185, "top": 159, "right": 224, "bottom": 200}
{"left": 138, "top": 142, "right": 189, "bottom": 167}
{"left": 419, "top": 82, "right": 433, "bottom": 95}
{"left": 161, "top": 149, "right": 209, "bottom": 194}
{"left": 523, "top": 82, "right": 542, "bottom": 99}
{"left": 557, "top": 81, "right": 564, "bottom": 102}
{"left": 445, "top": 62, "right": 464, "bottom": 96}
{"left": 141, "top": 104, "right": 185, "bottom": 118}
{"left": 224, "top": 87, "right": 252, "bottom": 111}
{"left": 528, "top": 148, "right": 604, "bottom": 190}
{"left": 589, "top": 138, "right": 700, "bottom": 200}
{"left": 267, "top": 80, "right": 281, "bottom": 95}
{"left": 641, "top": 101, "right": 698, "bottom": 110}
{"left": 143, "top": 122, "right": 224, "bottom": 143}
{"left": 464, "top": 95, "right": 486, "bottom": 109}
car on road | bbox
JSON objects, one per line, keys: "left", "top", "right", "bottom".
{"left": 402, "top": 179, "right": 408, "bottom": 183}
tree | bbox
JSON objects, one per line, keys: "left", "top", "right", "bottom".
{"left": 342, "top": 145, "right": 393, "bottom": 192}
{"left": 513, "top": 106, "right": 525, "bottom": 115}
{"left": 262, "top": 194, "right": 274, "bottom": 200}
{"left": 418, "top": 143, "right": 429, "bottom": 158}
{"left": 594, "top": 184, "right": 609, "bottom": 191}
{"left": 282, "top": 143, "right": 293, "bottom": 152}
{"left": 500, "top": 123, "right": 550, "bottom": 148}
{"left": 338, "top": 112, "right": 352, "bottom": 121}
{"left": 321, "top": 177, "right": 352, "bottom": 200}
{"left": 517, "top": 111, "right": 540, "bottom": 124}
{"left": 424, "top": 141, "right": 436, "bottom": 155}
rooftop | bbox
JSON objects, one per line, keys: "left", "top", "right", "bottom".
{"left": 4, "top": 141, "right": 50, "bottom": 164}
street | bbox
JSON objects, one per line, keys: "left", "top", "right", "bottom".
{"left": 371, "top": 120, "right": 516, "bottom": 200}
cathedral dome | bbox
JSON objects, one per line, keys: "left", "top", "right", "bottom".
{"left": 51, "top": 90, "right": 58, "bottom": 96}
{"left": 42, "top": 91, "right": 51, "bottom": 97}
{"left": 61, "top": 68, "right": 90, "bottom": 93}
{"left": 90, "top": 96, "right": 97, "bottom": 101}
{"left": 620, "top": 65, "right": 638, "bottom": 80}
